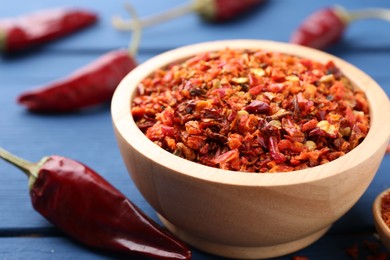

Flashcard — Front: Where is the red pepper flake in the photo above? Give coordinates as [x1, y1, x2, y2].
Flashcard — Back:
[345, 243, 359, 260]
[363, 240, 381, 255]
[367, 252, 389, 260]
[345, 240, 389, 260]
[292, 256, 310, 260]
[132, 48, 370, 173]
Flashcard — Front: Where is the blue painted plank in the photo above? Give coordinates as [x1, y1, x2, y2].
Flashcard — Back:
[0, 232, 387, 259]
[0, 52, 154, 84]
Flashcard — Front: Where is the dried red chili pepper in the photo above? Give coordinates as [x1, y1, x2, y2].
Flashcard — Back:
[17, 49, 137, 113]
[17, 4, 140, 113]
[113, 0, 265, 31]
[0, 147, 191, 259]
[290, 6, 390, 49]
[0, 8, 97, 53]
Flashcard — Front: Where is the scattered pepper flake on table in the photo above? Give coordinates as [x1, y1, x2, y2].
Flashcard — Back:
[0, 8, 97, 53]
[291, 256, 310, 260]
[131, 48, 370, 173]
[345, 243, 359, 260]
[0, 147, 191, 259]
[345, 240, 389, 260]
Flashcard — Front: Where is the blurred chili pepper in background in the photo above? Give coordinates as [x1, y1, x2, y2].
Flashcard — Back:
[0, 147, 191, 259]
[113, 0, 265, 31]
[17, 4, 140, 113]
[17, 49, 137, 113]
[0, 8, 97, 53]
[290, 6, 390, 50]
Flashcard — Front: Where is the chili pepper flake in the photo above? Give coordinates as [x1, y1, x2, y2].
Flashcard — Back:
[345, 240, 389, 260]
[131, 48, 370, 173]
[292, 256, 310, 260]
[345, 243, 359, 260]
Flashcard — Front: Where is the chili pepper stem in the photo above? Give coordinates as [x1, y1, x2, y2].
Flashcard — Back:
[0, 147, 47, 188]
[348, 8, 390, 22]
[336, 5, 390, 23]
[122, 2, 142, 57]
[0, 29, 6, 51]
[112, 1, 199, 31]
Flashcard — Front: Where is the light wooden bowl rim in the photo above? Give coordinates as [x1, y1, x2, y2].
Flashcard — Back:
[112, 39, 390, 186]
[373, 188, 390, 243]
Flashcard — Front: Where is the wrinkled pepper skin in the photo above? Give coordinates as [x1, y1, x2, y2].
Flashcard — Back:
[17, 49, 136, 113]
[290, 7, 347, 50]
[0, 8, 97, 53]
[31, 155, 191, 259]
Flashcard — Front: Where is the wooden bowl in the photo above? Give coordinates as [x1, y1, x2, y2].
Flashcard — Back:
[373, 188, 390, 251]
[111, 40, 390, 259]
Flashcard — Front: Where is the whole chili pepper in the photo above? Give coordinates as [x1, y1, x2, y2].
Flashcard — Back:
[17, 4, 140, 113]
[0, 8, 97, 53]
[17, 49, 137, 113]
[113, 0, 265, 31]
[290, 6, 390, 49]
[0, 147, 191, 259]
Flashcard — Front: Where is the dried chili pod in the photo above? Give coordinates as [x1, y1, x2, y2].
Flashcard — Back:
[0, 147, 191, 259]
[0, 8, 97, 53]
[17, 49, 137, 113]
[113, 0, 265, 31]
[17, 4, 140, 113]
[290, 6, 390, 49]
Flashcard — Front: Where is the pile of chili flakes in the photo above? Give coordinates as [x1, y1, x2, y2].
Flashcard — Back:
[131, 48, 370, 173]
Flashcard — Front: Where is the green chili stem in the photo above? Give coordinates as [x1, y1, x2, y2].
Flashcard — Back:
[0, 29, 6, 52]
[0, 147, 34, 176]
[112, 2, 195, 31]
[122, 2, 142, 57]
[0, 147, 49, 189]
[347, 8, 390, 23]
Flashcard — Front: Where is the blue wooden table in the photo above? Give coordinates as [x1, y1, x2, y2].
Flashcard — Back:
[0, 0, 389, 259]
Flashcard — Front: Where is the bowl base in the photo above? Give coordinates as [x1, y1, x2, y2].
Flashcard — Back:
[158, 214, 330, 259]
